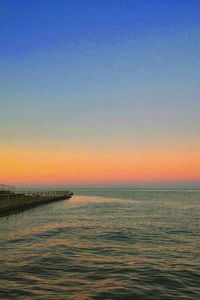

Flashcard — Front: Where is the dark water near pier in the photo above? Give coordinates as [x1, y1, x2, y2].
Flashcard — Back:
[0, 189, 199, 299]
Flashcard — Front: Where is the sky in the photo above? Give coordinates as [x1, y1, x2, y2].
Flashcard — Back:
[0, 0, 200, 188]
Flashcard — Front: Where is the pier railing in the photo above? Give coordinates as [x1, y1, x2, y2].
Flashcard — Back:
[0, 184, 16, 193]
[23, 191, 73, 198]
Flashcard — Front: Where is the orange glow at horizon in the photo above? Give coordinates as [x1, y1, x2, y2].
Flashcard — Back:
[1, 146, 200, 186]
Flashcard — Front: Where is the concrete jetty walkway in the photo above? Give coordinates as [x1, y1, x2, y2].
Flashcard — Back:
[0, 185, 73, 217]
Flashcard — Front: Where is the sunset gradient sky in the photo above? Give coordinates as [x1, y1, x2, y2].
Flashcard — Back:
[0, 0, 200, 187]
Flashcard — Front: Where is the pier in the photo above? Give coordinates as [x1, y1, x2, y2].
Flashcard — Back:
[0, 184, 73, 217]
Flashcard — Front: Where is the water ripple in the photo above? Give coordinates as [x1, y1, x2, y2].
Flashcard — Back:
[0, 190, 200, 299]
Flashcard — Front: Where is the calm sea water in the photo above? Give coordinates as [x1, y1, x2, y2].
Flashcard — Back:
[0, 189, 199, 299]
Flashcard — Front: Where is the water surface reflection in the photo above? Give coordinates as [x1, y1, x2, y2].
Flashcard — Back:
[0, 191, 199, 299]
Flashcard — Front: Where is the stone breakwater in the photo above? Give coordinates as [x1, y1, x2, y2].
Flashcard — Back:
[0, 191, 73, 217]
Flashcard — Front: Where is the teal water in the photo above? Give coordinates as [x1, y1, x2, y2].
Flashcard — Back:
[0, 189, 199, 299]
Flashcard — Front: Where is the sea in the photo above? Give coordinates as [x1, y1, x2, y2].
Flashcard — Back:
[0, 189, 199, 299]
